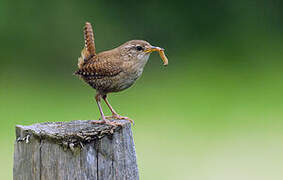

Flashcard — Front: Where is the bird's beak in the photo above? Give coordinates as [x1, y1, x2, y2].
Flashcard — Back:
[144, 46, 168, 66]
[144, 46, 164, 53]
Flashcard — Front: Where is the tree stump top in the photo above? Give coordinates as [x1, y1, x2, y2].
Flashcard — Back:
[16, 120, 130, 150]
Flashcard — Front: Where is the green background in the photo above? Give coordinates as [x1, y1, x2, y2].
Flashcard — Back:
[1, 0, 283, 179]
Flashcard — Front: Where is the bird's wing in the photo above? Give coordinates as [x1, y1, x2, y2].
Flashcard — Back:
[75, 59, 124, 79]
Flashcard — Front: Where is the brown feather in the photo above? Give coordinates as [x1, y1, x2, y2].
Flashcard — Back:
[77, 22, 96, 69]
[84, 22, 95, 56]
[76, 49, 124, 79]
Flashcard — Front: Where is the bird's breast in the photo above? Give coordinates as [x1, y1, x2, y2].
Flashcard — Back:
[125, 55, 149, 80]
[111, 56, 149, 92]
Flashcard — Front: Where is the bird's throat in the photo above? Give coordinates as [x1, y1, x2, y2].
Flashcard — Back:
[136, 53, 150, 69]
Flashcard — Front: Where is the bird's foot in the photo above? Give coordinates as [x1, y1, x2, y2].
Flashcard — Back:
[105, 114, 134, 125]
[91, 118, 122, 126]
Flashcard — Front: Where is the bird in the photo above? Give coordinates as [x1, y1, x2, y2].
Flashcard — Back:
[74, 22, 168, 126]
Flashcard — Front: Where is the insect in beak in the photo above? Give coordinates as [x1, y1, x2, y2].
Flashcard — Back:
[144, 46, 168, 66]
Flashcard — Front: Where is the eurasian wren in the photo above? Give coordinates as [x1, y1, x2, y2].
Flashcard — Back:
[74, 22, 168, 125]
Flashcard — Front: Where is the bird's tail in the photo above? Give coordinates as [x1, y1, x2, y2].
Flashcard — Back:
[77, 48, 89, 69]
[77, 22, 96, 69]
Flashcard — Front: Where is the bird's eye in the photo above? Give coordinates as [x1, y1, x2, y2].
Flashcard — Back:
[136, 46, 143, 51]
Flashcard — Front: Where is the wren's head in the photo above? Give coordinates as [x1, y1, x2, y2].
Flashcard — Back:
[118, 40, 166, 66]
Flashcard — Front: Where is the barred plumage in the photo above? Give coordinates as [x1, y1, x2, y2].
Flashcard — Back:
[84, 22, 95, 56]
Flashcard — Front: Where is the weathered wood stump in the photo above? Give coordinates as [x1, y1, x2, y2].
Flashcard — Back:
[13, 120, 139, 180]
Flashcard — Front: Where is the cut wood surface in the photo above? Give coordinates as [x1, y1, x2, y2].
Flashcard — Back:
[13, 120, 139, 180]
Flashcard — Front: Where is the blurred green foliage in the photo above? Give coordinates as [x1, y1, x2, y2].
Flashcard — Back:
[1, 0, 283, 179]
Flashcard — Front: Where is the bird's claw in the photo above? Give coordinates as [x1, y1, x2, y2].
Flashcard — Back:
[105, 114, 134, 125]
[91, 119, 122, 126]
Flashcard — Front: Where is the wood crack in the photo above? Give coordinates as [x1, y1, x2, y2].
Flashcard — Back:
[39, 138, 42, 180]
[96, 141, 99, 180]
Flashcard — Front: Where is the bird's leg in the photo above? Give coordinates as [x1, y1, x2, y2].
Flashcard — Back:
[91, 94, 118, 126]
[102, 95, 134, 124]
[102, 95, 118, 115]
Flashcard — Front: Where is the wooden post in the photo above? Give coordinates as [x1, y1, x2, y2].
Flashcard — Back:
[13, 120, 139, 180]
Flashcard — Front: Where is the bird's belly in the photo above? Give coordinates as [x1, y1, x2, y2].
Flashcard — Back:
[85, 70, 142, 93]
[111, 71, 142, 92]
